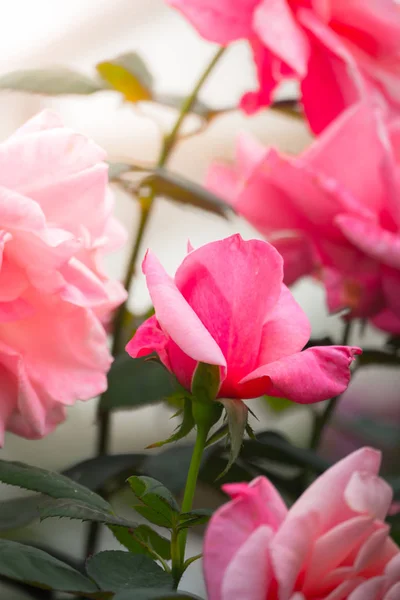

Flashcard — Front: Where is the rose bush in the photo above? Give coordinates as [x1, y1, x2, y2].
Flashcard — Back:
[167, 0, 400, 132]
[127, 234, 359, 404]
[0, 110, 126, 443]
[204, 447, 400, 600]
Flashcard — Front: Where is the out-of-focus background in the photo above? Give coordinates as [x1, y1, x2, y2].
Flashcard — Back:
[0, 1, 398, 597]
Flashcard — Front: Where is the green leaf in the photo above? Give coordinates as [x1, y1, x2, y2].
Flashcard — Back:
[147, 398, 194, 449]
[192, 363, 221, 403]
[0, 459, 110, 510]
[178, 508, 213, 530]
[128, 476, 180, 513]
[109, 525, 151, 556]
[128, 476, 179, 528]
[38, 498, 135, 528]
[219, 399, 249, 477]
[114, 591, 202, 600]
[264, 395, 295, 413]
[96, 52, 153, 102]
[133, 505, 173, 529]
[0, 453, 144, 533]
[0, 539, 97, 593]
[0, 495, 46, 532]
[86, 552, 172, 592]
[109, 524, 170, 560]
[134, 525, 171, 559]
[140, 168, 232, 218]
[0, 67, 103, 95]
[99, 354, 182, 413]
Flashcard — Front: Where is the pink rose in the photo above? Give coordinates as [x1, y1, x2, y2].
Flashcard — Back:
[0, 110, 127, 444]
[204, 447, 400, 600]
[126, 235, 359, 405]
[208, 103, 400, 332]
[168, 0, 400, 132]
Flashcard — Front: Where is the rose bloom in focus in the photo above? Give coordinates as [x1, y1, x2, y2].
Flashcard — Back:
[168, 0, 400, 133]
[208, 102, 400, 333]
[127, 235, 359, 410]
[204, 447, 400, 600]
[0, 110, 126, 444]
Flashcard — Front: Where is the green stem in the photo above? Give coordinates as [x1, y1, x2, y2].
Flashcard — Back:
[310, 320, 353, 451]
[95, 45, 226, 459]
[170, 529, 181, 589]
[87, 46, 226, 558]
[175, 424, 208, 581]
[158, 46, 226, 167]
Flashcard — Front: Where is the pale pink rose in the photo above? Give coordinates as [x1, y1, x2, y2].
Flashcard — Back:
[0, 110, 127, 444]
[207, 102, 400, 332]
[204, 448, 400, 600]
[167, 0, 400, 132]
[126, 235, 359, 407]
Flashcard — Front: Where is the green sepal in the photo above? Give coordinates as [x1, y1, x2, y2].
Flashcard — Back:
[147, 398, 195, 449]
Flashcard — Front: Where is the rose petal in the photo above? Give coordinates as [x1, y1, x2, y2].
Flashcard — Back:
[241, 346, 361, 404]
[143, 250, 226, 367]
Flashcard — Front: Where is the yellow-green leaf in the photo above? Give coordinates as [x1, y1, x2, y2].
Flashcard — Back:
[96, 52, 153, 102]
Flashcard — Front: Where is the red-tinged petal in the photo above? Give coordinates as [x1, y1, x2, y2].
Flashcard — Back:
[126, 315, 171, 371]
[257, 285, 311, 364]
[167, 0, 258, 44]
[253, 0, 309, 76]
[240, 38, 280, 114]
[241, 346, 361, 404]
[143, 250, 226, 367]
[345, 471, 393, 521]
[336, 215, 400, 269]
[220, 526, 273, 600]
[299, 11, 364, 133]
[174, 235, 283, 392]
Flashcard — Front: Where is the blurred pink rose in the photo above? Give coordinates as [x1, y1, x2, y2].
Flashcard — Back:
[167, 0, 400, 132]
[208, 102, 400, 332]
[204, 448, 400, 600]
[127, 235, 359, 405]
[0, 110, 127, 444]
